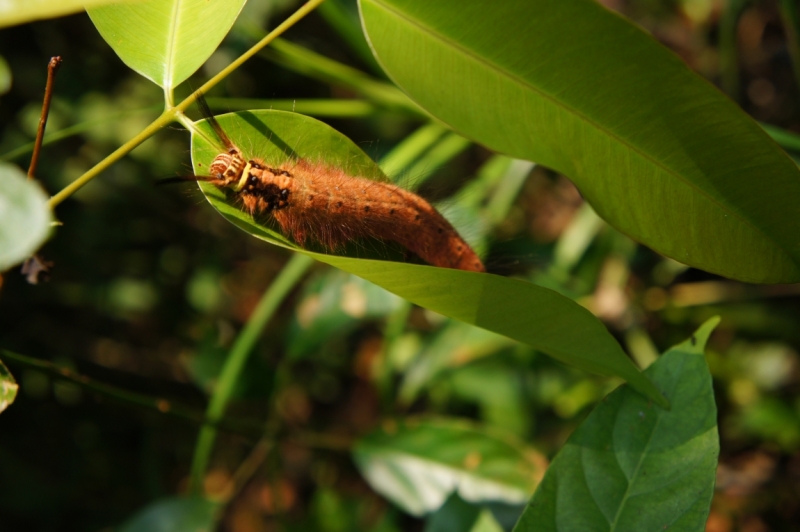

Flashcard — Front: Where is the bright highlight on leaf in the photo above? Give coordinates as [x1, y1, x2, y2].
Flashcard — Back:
[513, 317, 721, 532]
[353, 418, 547, 516]
[359, 0, 800, 283]
[190, 110, 667, 407]
[0, 359, 19, 414]
[0, 164, 52, 271]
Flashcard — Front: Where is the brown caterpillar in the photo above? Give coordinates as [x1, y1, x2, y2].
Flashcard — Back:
[193, 95, 485, 273]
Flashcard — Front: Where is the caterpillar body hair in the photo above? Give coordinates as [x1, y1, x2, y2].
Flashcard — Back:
[194, 95, 484, 273]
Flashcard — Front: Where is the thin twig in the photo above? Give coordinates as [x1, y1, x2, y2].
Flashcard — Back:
[28, 56, 62, 180]
[0, 349, 263, 437]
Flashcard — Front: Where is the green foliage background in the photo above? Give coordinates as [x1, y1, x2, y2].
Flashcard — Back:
[1, 0, 800, 530]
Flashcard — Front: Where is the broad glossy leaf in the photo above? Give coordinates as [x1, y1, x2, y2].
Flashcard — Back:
[353, 417, 547, 516]
[0, 0, 125, 28]
[190, 110, 668, 407]
[359, 0, 800, 283]
[0, 358, 18, 414]
[513, 318, 721, 532]
[0, 164, 52, 271]
[88, 0, 247, 89]
[118, 497, 219, 532]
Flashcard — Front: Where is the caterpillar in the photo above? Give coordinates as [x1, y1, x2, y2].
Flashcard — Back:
[191, 95, 485, 273]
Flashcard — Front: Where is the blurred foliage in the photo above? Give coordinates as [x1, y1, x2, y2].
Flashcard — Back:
[0, 0, 799, 531]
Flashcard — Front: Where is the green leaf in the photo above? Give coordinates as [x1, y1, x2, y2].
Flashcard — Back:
[118, 497, 219, 532]
[0, 164, 52, 271]
[359, 0, 800, 283]
[0, 0, 122, 28]
[399, 320, 514, 406]
[87, 0, 247, 89]
[0, 54, 11, 95]
[353, 417, 547, 516]
[287, 269, 402, 359]
[190, 110, 668, 408]
[425, 494, 504, 532]
[0, 358, 19, 414]
[512, 317, 721, 532]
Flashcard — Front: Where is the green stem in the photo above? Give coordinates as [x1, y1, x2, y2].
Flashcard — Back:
[183, 0, 328, 114]
[778, 0, 800, 92]
[719, 0, 750, 100]
[376, 301, 412, 406]
[205, 97, 379, 118]
[188, 253, 314, 494]
[48, 111, 175, 208]
[46, 0, 327, 209]
[0, 107, 161, 163]
[0, 349, 262, 436]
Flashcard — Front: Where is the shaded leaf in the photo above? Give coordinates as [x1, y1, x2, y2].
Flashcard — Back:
[0, 164, 52, 271]
[353, 417, 547, 516]
[512, 318, 721, 532]
[118, 497, 219, 532]
[359, 0, 800, 283]
[190, 110, 668, 407]
[88, 0, 247, 89]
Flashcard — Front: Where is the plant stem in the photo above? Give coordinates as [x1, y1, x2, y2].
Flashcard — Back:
[188, 253, 314, 495]
[719, 0, 750, 101]
[0, 349, 262, 436]
[28, 56, 62, 181]
[778, 0, 800, 92]
[48, 110, 176, 208]
[177, 0, 329, 115]
[47, 0, 326, 209]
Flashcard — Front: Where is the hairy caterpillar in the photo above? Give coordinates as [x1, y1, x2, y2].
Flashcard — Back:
[191, 95, 485, 273]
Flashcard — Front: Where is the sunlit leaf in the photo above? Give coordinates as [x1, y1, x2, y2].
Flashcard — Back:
[353, 417, 547, 516]
[359, 0, 800, 283]
[189, 110, 668, 407]
[0, 0, 126, 28]
[0, 164, 52, 271]
[0, 358, 19, 414]
[88, 0, 247, 89]
[512, 318, 721, 532]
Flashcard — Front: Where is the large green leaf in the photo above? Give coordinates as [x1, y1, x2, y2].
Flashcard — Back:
[88, 0, 247, 89]
[0, 0, 125, 28]
[189, 110, 668, 407]
[359, 0, 800, 283]
[0, 164, 52, 271]
[353, 417, 547, 516]
[0, 358, 18, 414]
[118, 497, 219, 532]
[513, 318, 721, 532]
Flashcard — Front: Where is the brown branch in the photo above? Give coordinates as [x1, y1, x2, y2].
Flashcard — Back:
[28, 56, 62, 180]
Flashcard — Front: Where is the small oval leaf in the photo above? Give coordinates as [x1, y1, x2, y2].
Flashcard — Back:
[512, 318, 721, 532]
[88, 0, 247, 89]
[0, 164, 52, 271]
